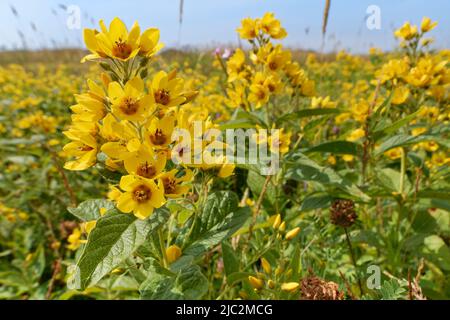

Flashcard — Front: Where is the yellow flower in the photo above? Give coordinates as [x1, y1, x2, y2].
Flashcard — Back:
[418, 105, 439, 122]
[160, 169, 193, 198]
[391, 86, 410, 105]
[248, 84, 270, 108]
[430, 152, 449, 167]
[139, 28, 164, 58]
[144, 114, 176, 149]
[84, 221, 97, 234]
[166, 245, 182, 264]
[301, 79, 316, 97]
[100, 115, 141, 160]
[124, 145, 166, 179]
[335, 112, 351, 125]
[346, 128, 365, 142]
[328, 155, 337, 165]
[269, 129, 292, 154]
[226, 83, 247, 108]
[406, 57, 447, 88]
[412, 127, 427, 136]
[351, 99, 370, 123]
[394, 22, 418, 40]
[237, 18, 259, 40]
[109, 77, 153, 121]
[218, 163, 236, 178]
[384, 147, 403, 160]
[108, 186, 122, 201]
[71, 79, 107, 122]
[67, 228, 86, 251]
[342, 154, 354, 162]
[252, 72, 282, 95]
[82, 24, 108, 62]
[421, 17, 437, 33]
[150, 71, 186, 109]
[377, 58, 410, 84]
[92, 18, 141, 61]
[311, 96, 336, 108]
[423, 141, 439, 152]
[227, 49, 247, 82]
[259, 13, 287, 39]
[265, 45, 291, 72]
[63, 134, 98, 171]
[116, 175, 166, 219]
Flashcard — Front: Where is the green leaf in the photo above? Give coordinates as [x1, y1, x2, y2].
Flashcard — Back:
[276, 108, 340, 124]
[286, 153, 370, 201]
[374, 134, 438, 156]
[67, 199, 115, 221]
[184, 191, 251, 256]
[376, 168, 411, 194]
[379, 279, 407, 300]
[300, 194, 332, 211]
[416, 190, 450, 200]
[372, 109, 421, 141]
[226, 272, 254, 285]
[423, 235, 450, 271]
[306, 141, 362, 156]
[139, 262, 208, 300]
[222, 241, 240, 277]
[69, 208, 169, 290]
[220, 119, 258, 130]
[246, 170, 276, 208]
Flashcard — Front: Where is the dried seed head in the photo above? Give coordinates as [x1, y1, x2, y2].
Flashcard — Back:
[300, 276, 344, 300]
[330, 199, 357, 228]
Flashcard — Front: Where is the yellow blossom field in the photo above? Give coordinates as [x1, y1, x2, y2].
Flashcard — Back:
[0, 3, 449, 302]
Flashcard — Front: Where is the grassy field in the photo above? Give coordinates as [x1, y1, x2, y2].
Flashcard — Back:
[0, 14, 449, 300]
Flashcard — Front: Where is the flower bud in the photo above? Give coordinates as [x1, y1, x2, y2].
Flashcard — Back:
[272, 214, 281, 229]
[166, 245, 182, 264]
[261, 258, 272, 274]
[281, 282, 300, 292]
[248, 276, 264, 290]
[285, 227, 300, 240]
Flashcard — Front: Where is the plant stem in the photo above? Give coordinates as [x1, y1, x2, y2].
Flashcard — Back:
[248, 175, 271, 240]
[158, 229, 168, 268]
[344, 228, 363, 296]
[399, 148, 407, 196]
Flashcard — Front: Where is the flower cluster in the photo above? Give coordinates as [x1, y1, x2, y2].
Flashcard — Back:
[63, 18, 235, 219]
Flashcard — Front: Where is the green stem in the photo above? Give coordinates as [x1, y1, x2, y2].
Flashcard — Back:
[344, 228, 363, 296]
[399, 148, 407, 196]
[158, 229, 168, 268]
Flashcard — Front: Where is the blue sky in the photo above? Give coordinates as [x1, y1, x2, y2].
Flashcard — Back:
[0, 0, 449, 53]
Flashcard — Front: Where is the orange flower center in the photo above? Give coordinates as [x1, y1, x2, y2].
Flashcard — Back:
[150, 129, 167, 146]
[137, 162, 157, 179]
[257, 89, 267, 100]
[112, 40, 132, 60]
[132, 185, 152, 203]
[268, 61, 278, 71]
[120, 97, 139, 115]
[154, 89, 171, 105]
[78, 144, 94, 152]
[163, 177, 177, 194]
